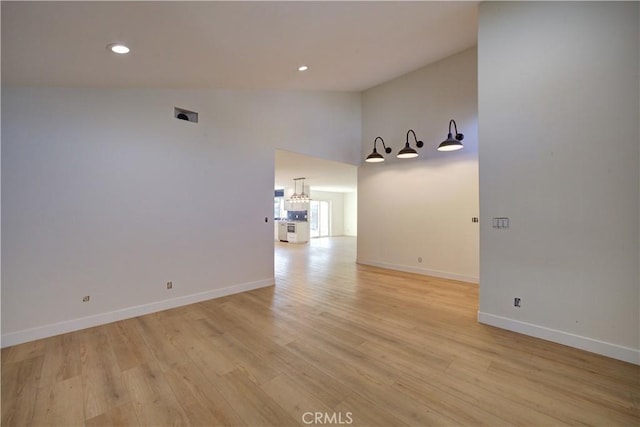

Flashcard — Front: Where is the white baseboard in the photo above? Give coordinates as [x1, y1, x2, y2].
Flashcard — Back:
[478, 311, 640, 365]
[356, 258, 478, 284]
[1, 278, 274, 348]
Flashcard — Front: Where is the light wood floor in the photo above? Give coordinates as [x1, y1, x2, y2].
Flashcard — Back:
[2, 236, 639, 426]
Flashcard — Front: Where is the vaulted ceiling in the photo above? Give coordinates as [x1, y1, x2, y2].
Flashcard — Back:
[2, 1, 478, 192]
[2, 1, 478, 91]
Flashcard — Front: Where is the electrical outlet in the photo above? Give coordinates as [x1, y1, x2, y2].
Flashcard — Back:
[418, 257, 423, 263]
[472, 217, 479, 223]
[167, 281, 173, 290]
[514, 297, 521, 307]
[82, 295, 90, 302]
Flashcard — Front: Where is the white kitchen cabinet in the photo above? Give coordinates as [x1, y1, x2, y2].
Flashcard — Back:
[277, 222, 288, 242]
[294, 222, 310, 243]
[284, 201, 310, 211]
[277, 221, 309, 244]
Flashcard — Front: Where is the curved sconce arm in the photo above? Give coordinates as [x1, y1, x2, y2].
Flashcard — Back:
[374, 136, 392, 154]
[406, 129, 424, 148]
[448, 120, 464, 141]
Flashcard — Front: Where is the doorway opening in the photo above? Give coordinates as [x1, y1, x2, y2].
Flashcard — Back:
[274, 149, 358, 279]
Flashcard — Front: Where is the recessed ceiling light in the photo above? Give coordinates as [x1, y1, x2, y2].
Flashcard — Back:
[107, 43, 130, 54]
[298, 65, 309, 72]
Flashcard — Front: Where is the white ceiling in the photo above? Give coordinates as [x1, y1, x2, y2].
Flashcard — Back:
[1, 1, 478, 92]
[2, 1, 478, 193]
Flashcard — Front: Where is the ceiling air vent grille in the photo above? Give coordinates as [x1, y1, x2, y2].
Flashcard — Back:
[174, 107, 198, 123]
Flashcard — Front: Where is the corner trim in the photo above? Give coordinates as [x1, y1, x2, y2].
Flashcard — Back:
[356, 258, 478, 284]
[478, 311, 640, 365]
[1, 278, 274, 348]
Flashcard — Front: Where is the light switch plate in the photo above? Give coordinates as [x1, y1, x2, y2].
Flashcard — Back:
[492, 217, 510, 229]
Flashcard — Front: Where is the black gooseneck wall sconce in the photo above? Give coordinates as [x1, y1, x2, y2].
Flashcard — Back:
[365, 122, 463, 163]
[397, 129, 423, 159]
[365, 136, 392, 163]
[437, 119, 464, 152]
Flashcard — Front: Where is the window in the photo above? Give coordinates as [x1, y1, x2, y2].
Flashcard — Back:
[274, 195, 286, 220]
[310, 200, 330, 238]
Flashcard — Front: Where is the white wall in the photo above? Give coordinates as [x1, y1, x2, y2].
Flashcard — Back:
[344, 191, 357, 236]
[478, 2, 639, 364]
[1, 87, 361, 345]
[358, 48, 479, 283]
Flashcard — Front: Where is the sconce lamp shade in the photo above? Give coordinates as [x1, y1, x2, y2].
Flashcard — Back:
[365, 136, 392, 163]
[437, 135, 464, 151]
[396, 144, 419, 159]
[397, 129, 423, 159]
[366, 149, 385, 163]
[437, 120, 464, 151]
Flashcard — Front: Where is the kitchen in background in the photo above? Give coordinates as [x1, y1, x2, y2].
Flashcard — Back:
[274, 149, 357, 240]
[274, 179, 311, 243]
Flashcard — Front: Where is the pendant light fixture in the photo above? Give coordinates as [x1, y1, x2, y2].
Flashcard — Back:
[299, 178, 310, 203]
[397, 129, 424, 159]
[437, 119, 464, 152]
[365, 136, 392, 163]
[288, 178, 311, 203]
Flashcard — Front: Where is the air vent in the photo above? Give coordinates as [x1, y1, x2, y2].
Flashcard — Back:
[174, 107, 198, 123]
